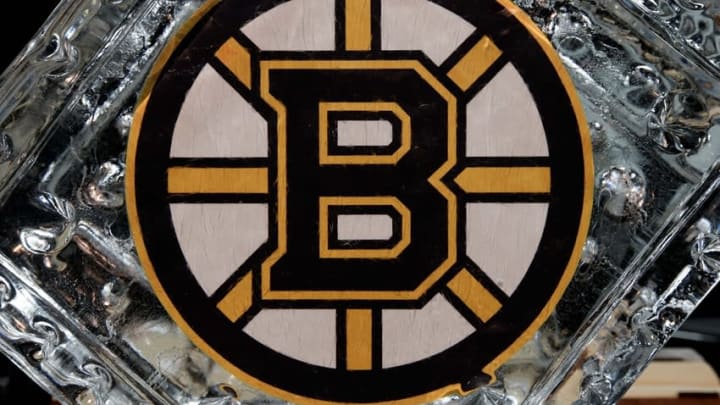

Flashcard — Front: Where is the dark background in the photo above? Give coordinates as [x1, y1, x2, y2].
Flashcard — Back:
[0, 0, 718, 403]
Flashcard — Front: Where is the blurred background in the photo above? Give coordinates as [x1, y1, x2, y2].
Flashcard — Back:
[0, 1, 718, 404]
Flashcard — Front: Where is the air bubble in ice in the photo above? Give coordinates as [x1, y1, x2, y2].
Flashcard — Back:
[623, 65, 663, 110]
[598, 167, 646, 219]
[76, 389, 97, 405]
[113, 108, 133, 137]
[20, 227, 69, 255]
[559, 35, 591, 58]
[581, 238, 599, 265]
[82, 161, 125, 209]
[101, 281, 128, 310]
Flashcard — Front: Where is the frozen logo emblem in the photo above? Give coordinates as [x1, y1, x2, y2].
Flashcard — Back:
[127, 0, 593, 403]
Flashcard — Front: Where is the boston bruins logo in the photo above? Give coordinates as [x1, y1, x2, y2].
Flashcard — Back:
[127, 0, 593, 402]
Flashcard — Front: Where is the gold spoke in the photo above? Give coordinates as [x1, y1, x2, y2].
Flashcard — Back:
[217, 272, 253, 322]
[215, 38, 253, 89]
[447, 36, 502, 91]
[345, 0, 372, 51]
[167, 167, 269, 194]
[447, 269, 502, 322]
[454, 166, 550, 194]
[346, 309, 373, 370]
